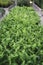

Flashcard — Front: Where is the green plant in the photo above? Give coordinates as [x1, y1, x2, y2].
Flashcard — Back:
[17, 0, 30, 6]
[0, 7, 43, 65]
[0, 0, 13, 7]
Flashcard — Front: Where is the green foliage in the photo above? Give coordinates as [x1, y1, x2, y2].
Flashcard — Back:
[0, 0, 13, 7]
[17, 0, 30, 6]
[0, 7, 43, 65]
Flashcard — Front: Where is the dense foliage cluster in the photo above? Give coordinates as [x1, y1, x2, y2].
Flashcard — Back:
[0, 0, 13, 7]
[0, 7, 43, 65]
[17, 0, 30, 6]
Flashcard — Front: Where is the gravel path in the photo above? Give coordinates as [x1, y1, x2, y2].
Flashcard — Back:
[33, 3, 43, 25]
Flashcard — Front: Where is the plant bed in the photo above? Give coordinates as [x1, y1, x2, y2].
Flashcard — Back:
[0, 8, 5, 18]
[0, 0, 15, 8]
[0, 7, 43, 65]
[17, 0, 30, 6]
